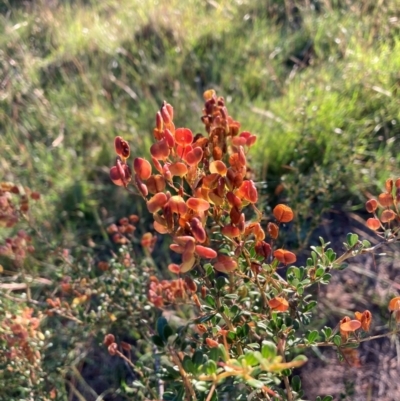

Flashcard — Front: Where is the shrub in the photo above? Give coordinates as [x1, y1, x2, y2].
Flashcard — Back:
[105, 90, 400, 401]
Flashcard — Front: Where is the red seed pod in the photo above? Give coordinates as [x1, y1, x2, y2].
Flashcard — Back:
[226, 191, 242, 208]
[184, 238, 196, 254]
[216, 176, 225, 198]
[133, 158, 152, 181]
[163, 128, 175, 147]
[104, 334, 116, 346]
[238, 213, 245, 233]
[268, 297, 289, 312]
[186, 197, 210, 213]
[147, 193, 168, 213]
[114, 136, 130, 159]
[395, 178, 400, 188]
[185, 147, 203, 166]
[161, 104, 171, 124]
[156, 111, 163, 131]
[273, 204, 294, 223]
[108, 343, 118, 356]
[253, 223, 265, 241]
[365, 199, 378, 213]
[230, 206, 241, 225]
[232, 136, 247, 147]
[206, 338, 219, 348]
[378, 193, 393, 207]
[366, 217, 381, 231]
[202, 173, 220, 189]
[169, 162, 188, 177]
[246, 135, 257, 147]
[147, 174, 166, 194]
[201, 285, 207, 298]
[208, 191, 224, 206]
[380, 209, 396, 223]
[397, 187, 400, 203]
[209, 160, 227, 176]
[133, 174, 148, 196]
[267, 222, 279, 239]
[190, 217, 206, 243]
[180, 250, 196, 273]
[168, 263, 180, 274]
[221, 224, 240, 238]
[184, 276, 197, 292]
[251, 261, 262, 274]
[110, 165, 125, 186]
[154, 220, 169, 234]
[214, 254, 237, 273]
[212, 146, 223, 160]
[165, 103, 174, 122]
[195, 245, 217, 259]
[162, 163, 172, 182]
[273, 249, 296, 265]
[30, 192, 40, 200]
[174, 236, 196, 247]
[150, 138, 170, 160]
[175, 128, 193, 146]
[255, 241, 271, 259]
[170, 243, 185, 254]
[168, 195, 188, 215]
[385, 179, 394, 193]
[176, 144, 193, 160]
[238, 146, 246, 167]
[152, 157, 163, 174]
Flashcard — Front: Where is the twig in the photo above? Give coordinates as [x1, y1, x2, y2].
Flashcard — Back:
[205, 383, 216, 401]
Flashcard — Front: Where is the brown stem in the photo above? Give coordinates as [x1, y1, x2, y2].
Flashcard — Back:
[215, 295, 243, 356]
[205, 383, 216, 401]
[169, 347, 197, 401]
[297, 329, 400, 349]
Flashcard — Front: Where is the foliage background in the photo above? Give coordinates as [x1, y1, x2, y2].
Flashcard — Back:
[1, 0, 400, 400]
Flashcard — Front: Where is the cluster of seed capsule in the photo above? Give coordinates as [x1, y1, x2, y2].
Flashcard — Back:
[365, 178, 400, 232]
[110, 90, 296, 275]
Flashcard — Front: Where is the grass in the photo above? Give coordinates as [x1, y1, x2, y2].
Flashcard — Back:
[1, 0, 400, 398]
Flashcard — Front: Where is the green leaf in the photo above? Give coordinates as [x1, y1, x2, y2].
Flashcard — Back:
[194, 382, 208, 392]
[315, 266, 325, 278]
[246, 379, 264, 388]
[163, 324, 174, 341]
[204, 295, 216, 308]
[346, 233, 358, 247]
[320, 273, 332, 284]
[291, 375, 301, 392]
[195, 313, 216, 324]
[306, 330, 319, 343]
[244, 351, 259, 366]
[157, 317, 168, 340]
[333, 335, 342, 347]
[216, 276, 228, 290]
[182, 355, 195, 374]
[325, 248, 336, 263]
[322, 396, 333, 401]
[204, 263, 213, 276]
[304, 300, 317, 312]
[208, 347, 220, 362]
[322, 327, 332, 340]
[192, 350, 204, 367]
[362, 239, 371, 248]
[261, 341, 277, 359]
[151, 334, 164, 347]
[204, 359, 217, 375]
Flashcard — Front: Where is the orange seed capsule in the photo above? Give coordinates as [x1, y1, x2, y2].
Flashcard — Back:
[273, 204, 294, 223]
[365, 199, 378, 213]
